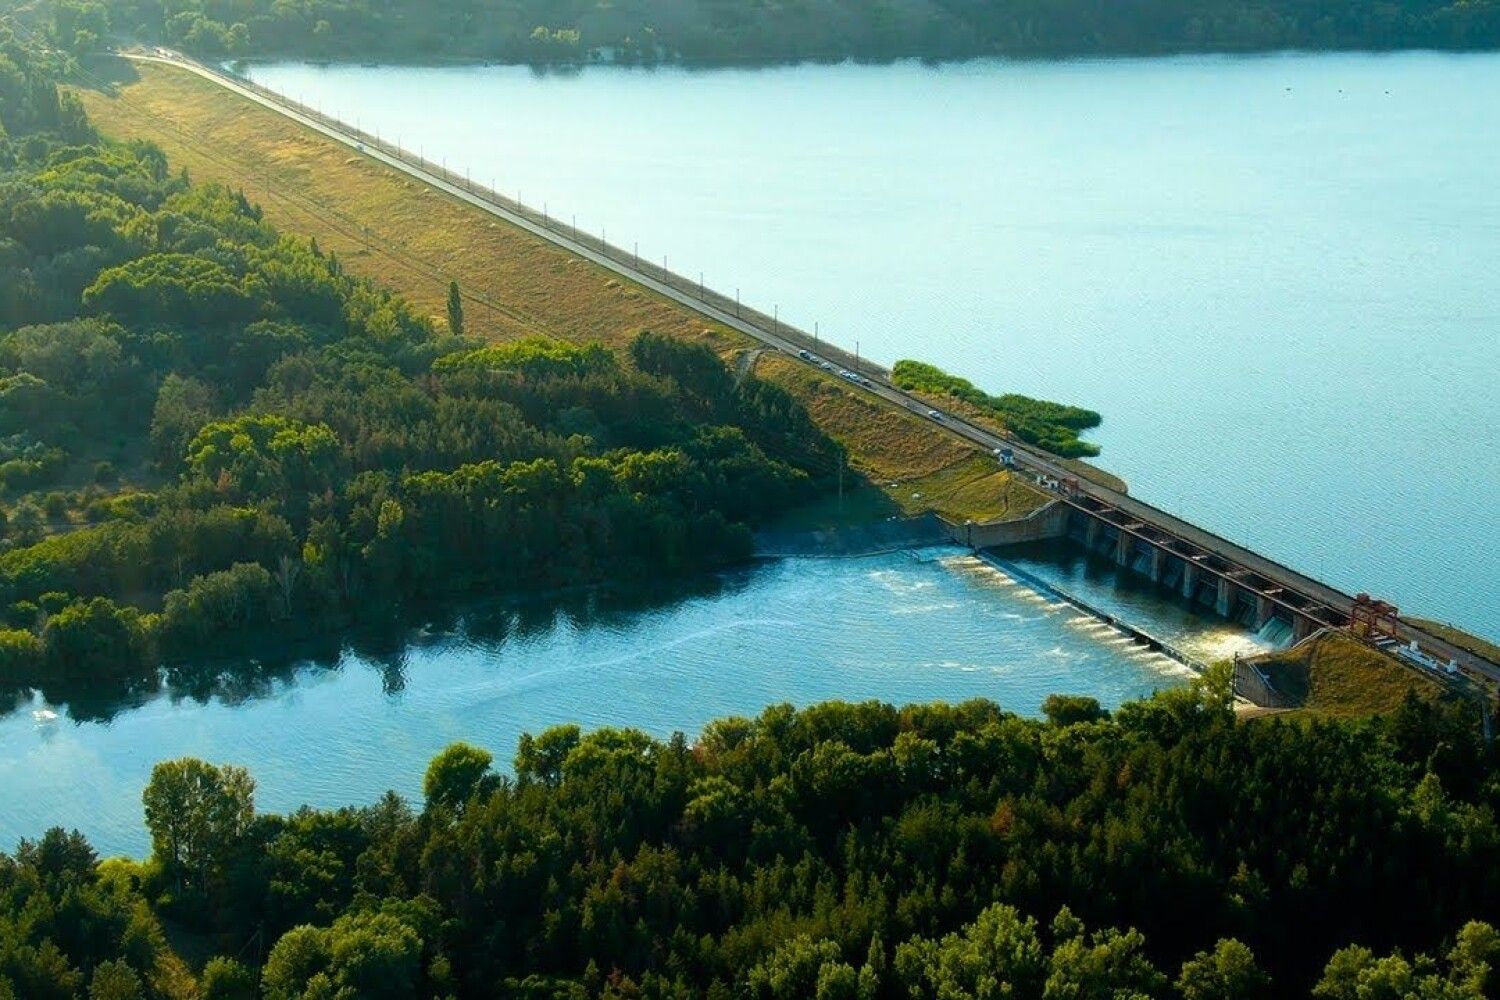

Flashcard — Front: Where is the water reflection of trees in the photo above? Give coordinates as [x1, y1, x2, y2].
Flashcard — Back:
[2, 569, 751, 724]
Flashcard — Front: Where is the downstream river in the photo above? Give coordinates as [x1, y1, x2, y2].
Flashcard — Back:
[244, 52, 1500, 642]
[0, 548, 1269, 856]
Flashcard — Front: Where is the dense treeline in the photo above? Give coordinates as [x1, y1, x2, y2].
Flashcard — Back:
[892, 359, 1102, 458]
[34, 0, 1500, 64]
[4, 679, 1499, 997]
[0, 31, 839, 699]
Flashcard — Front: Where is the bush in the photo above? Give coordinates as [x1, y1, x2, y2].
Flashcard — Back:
[40, 597, 150, 681]
[158, 562, 281, 653]
[42, 492, 68, 521]
[0, 627, 41, 685]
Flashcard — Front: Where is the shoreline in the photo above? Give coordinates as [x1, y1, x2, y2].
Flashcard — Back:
[215, 45, 1500, 75]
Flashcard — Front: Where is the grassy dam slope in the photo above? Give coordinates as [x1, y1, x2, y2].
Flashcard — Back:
[75, 58, 1046, 526]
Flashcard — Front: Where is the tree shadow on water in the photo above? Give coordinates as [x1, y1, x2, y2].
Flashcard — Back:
[7, 567, 768, 726]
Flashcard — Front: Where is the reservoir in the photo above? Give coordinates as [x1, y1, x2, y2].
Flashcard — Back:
[241, 52, 1500, 642]
[0, 547, 1268, 857]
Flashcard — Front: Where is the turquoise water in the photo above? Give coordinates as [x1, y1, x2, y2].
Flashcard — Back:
[244, 52, 1500, 641]
[0, 549, 1269, 856]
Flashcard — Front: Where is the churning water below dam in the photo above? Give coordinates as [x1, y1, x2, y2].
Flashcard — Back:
[0, 544, 1273, 857]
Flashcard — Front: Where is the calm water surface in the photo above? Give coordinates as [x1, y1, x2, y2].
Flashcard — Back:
[244, 52, 1500, 640]
[0, 549, 1269, 856]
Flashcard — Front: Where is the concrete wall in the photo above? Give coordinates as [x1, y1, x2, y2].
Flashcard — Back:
[1234, 656, 1299, 709]
[949, 501, 1071, 549]
[755, 513, 951, 558]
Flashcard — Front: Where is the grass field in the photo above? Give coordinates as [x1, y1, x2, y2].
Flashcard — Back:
[1252, 631, 1446, 718]
[75, 58, 1047, 524]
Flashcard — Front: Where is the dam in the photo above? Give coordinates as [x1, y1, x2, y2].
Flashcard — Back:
[134, 48, 1500, 692]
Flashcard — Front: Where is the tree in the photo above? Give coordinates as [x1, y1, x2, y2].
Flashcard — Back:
[1043, 920, 1167, 999]
[10, 500, 44, 546]
[0, 628, 42, 685]
[895, 903, 1047, 998]
[87, 961, 143, 1000]
[141, 758, 256, 898]
[185, 414, 341, 501]
[446, 280, 464, 337]
[1448, 922, 1500, 998]
[1041, 694, 1107, 727]
[159, 562, 280, 651]
[200, 957, 257, 1000]
[40, 598, 148, 680]
[746, 936, 856, 1000]
[263, 911, 423, 1000]
[1177, 939, 1271, 1000]
[423, 741, 496, 812]
[515, 723, 581, 786]
[149, 374, 216, 470]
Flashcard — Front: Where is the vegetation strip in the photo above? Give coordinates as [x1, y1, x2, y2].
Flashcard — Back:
[892, 359, 1102, 458]
[28, 0, 1500, 65]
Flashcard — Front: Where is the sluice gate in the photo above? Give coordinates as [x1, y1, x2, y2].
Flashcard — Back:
[1058, 502, 1342, 642]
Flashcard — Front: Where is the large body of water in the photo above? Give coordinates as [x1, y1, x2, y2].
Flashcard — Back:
[1, 548, 1271, 856]
[245, 52, 1500, 641]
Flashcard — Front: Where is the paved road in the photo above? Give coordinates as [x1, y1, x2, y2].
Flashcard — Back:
[128, 50, 1499, 684]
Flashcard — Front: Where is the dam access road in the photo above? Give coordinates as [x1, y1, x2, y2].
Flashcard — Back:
[123, 48, 1500, 687]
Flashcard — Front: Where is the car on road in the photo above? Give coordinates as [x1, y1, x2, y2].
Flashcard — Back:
[927, 409, 943, 420]
[798, 350, 812, 360]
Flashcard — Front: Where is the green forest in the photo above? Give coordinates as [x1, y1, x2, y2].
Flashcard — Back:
[4, 675, 1500, 998]
[0, 29, 840, 707]
[31, 0, 1500, 65]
